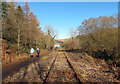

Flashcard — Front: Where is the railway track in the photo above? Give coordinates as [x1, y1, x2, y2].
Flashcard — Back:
[43, 52, 82, 83]
[64, 53, 82, 83]
[43, 53, 58, 84]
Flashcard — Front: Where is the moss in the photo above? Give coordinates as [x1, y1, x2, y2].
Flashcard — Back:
[79, 73, 87, 78]
[41, 56, 48, 60]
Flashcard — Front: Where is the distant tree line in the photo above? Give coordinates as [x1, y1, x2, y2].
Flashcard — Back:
[63, 15, 119, 66]
[1, 2, 55, 53]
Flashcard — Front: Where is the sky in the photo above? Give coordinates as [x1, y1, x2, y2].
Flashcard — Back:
[28, 2, 118, 39]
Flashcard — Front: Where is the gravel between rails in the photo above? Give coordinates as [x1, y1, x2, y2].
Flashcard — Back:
[45, 51, 81, 83]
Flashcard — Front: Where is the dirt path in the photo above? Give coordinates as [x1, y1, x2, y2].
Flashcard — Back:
[2, 51, 52, 79]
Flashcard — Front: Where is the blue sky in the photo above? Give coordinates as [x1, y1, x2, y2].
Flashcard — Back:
[28, 2, 118, 39]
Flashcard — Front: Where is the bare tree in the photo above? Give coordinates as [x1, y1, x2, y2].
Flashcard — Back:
[44, 24, 57, 48]
[69, 28, 77, 39]
[44, 25, 57, 38]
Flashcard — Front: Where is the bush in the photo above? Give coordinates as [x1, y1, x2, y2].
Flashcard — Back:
[78, 28, 119, 66]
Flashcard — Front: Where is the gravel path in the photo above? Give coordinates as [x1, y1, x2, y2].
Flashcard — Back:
[2, 51, 52, 79]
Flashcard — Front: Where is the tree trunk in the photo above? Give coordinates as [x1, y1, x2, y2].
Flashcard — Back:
[17, 24, 20, 56]
[18, 24, 20, 47]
